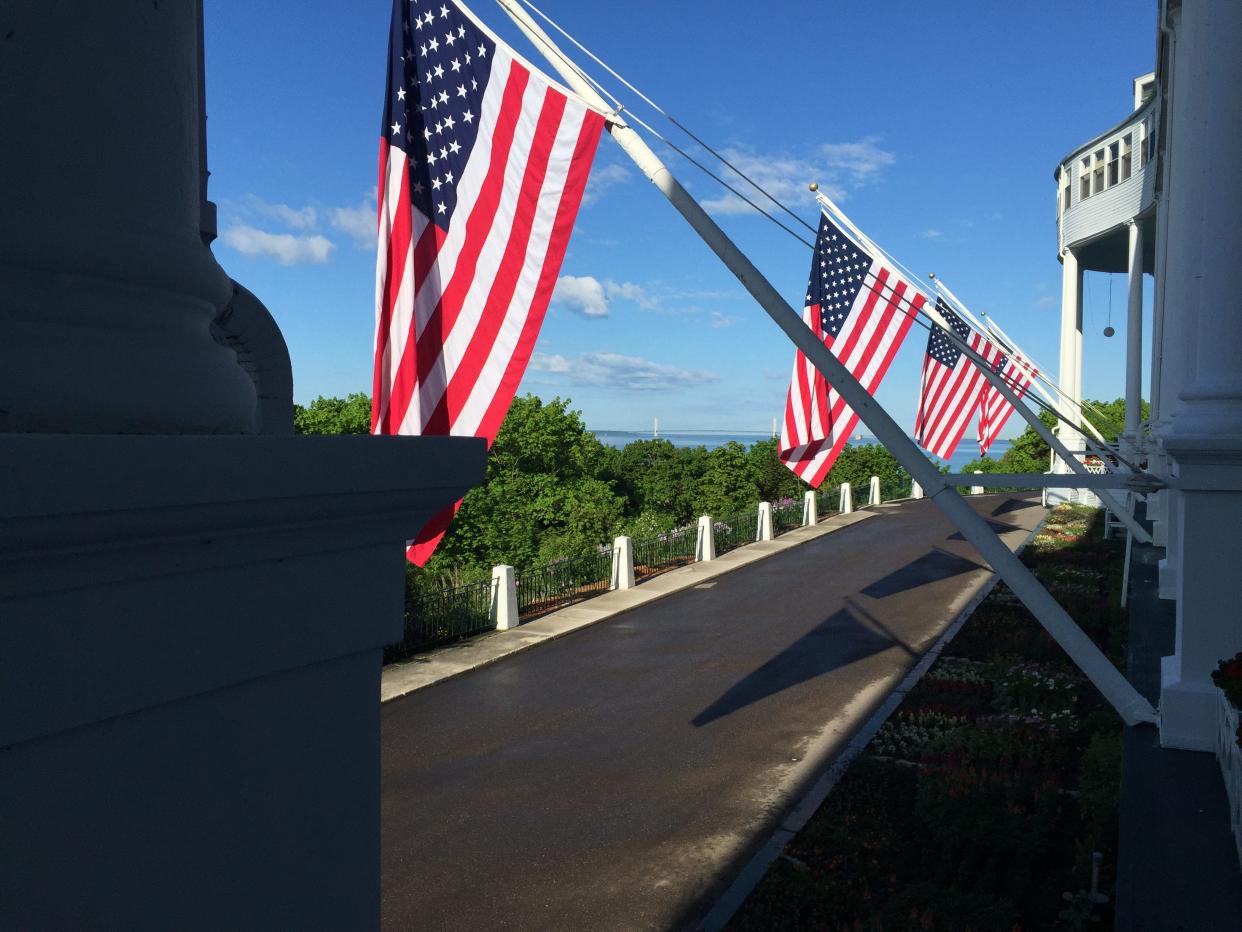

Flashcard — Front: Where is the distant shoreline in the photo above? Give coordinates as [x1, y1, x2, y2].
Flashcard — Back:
[590, 429, 1011, 471]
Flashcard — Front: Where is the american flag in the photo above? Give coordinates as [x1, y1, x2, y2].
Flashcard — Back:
[371, 0, 605, 564]
[779, 213, 923, 487]
[914, 299, 1002, 461]
[978, 349, 1037, 456]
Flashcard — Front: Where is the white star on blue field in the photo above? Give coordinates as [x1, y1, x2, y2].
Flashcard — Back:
[206, 0, 1155, 437]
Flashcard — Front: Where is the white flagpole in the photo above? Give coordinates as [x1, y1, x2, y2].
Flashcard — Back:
[494, 0, 1155, 725]
[813, 192, 1148, 540]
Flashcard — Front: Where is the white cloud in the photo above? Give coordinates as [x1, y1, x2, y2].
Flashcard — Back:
[700, 137, 896, 216]
[552, 275, 610, 317]
[530, 351, 719, 391]
[219, 225, 335, 265]
[329, 187, 379, 248]
[581, 163, 630, 206]
[552, 275, 653, 318]
[710, 311, 737, 328]
[918, 228, 944, 240]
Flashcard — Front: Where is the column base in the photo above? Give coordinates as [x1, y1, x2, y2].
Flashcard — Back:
[1, 434, 485, 930]
[1160, 655, 1220, 751]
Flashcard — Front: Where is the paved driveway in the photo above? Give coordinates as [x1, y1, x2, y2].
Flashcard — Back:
[381, 495, 1044, 931]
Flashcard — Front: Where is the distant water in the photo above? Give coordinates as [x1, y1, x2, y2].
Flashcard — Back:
[592, 429, 1010, 474]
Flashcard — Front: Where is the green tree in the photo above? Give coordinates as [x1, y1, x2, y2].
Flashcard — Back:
[747, 437, 810, 504]
[423, 395, 625, 578]
[697, 441, 761, 516]
[293, 392, 372, 435]
[826, 443, 907, 490]
[1081, 397, 1148, 444]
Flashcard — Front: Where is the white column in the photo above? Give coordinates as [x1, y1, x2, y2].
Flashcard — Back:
[838, 483, 853, 514]
[1157, 0, 1242, 750]
[1057, 247, 1085, 467]
[802, 490, 818, 525]
[610, 537, 634, 590]
[756, 502, 773, 541]
[1124, 220, 1145, 456]
[0, 5, 257, 433]
[911, 481, 924, 500]
[491, 565, 519, 630]
[695, 516, 716, 561]
[971, 471, 985, 496]
[868, 476, 881, 505]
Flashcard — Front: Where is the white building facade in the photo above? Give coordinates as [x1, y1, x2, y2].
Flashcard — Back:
[1053, 0, 1242, 752]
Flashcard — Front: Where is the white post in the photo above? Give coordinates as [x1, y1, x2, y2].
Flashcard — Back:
[491, 565, 519, 631]
[971, 471, 985, 495]
[497, 0, 1156, 727]
[610, 536, 634, 590]
[839, 482, 853, 514]
[695, 516, 715, 562]
[1057, 247, 1085, 470]
[868, 475, 881, 506]
[756, 502, 773, 541]
[802, 490, 818, 525]
[911, 481, 924, 500]
[1124, 220, 1145, 457]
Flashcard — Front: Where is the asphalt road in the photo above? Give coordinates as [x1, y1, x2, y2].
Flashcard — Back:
[381, 495, 1044, 931]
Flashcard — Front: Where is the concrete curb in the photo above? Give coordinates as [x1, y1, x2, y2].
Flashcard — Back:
[381, 510, 877, 703]
[696, 512, 1049, 931]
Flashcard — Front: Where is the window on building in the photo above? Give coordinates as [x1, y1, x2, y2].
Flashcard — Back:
[1140, 119, 1151, 168]
[1107, 141, 1120, 186]
[1092, 148, 1106, 195]
[1121, 133, 1133, 181]
[1081, 156, 1092, 200]
[1062, 176, 1071, 212]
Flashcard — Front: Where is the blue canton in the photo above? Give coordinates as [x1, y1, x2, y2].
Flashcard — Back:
[383, 0, 496, 226]
[806, 213, 875, 340]
[927, 298, 971, 367]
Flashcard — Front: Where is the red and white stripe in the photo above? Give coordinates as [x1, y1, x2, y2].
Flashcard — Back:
[915, 330, 1004, 461]
[372, 43, 604, 564]
[978, 352, 1037, 456]
[780, 262, 923, 487]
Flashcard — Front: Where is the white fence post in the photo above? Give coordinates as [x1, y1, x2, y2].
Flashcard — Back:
[911, 480, 923, 500]
[802, 490, 818, 525]
[756, 502, 773, 541]
[971, 470, 984, 496]
[611, 536, 635, 590]
[695, 515, 716, 561]
[491, 564, 519, 631]
[839, 482, 853, 514]
[869, 475, 881, 506]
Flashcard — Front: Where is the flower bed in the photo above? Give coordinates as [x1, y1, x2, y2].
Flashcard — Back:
[730, 505, 1127, 930]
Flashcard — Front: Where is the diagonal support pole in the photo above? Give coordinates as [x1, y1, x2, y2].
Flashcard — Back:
[496, 0, 1157, 726]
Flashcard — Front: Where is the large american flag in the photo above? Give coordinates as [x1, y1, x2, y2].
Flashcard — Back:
[978, 349, 1037, 456]
[779, 213, 924, 487]
[914, 298, 1003, 461]
[371, 0, 605, 564]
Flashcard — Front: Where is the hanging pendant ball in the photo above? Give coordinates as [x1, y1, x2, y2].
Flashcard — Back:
[808, 181, 819, 192]
[1103, 325, 1116, 338]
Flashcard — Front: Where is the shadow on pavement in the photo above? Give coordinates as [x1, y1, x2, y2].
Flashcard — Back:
[860, 547, 987, 599]
[691, 601, 907, 728]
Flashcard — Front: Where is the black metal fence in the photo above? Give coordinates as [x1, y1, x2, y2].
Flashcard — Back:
[771, 499, 803, 535]
[881, 477, 914, 501]
[386, 577, 494, 662]
[713, 507, 759, 556]
[632, 524, 697, 581]
[816, 484, 841, 519]
[515, 547, 613, 619]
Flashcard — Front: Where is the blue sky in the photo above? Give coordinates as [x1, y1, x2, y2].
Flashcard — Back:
[205, 0, 1157, 436]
